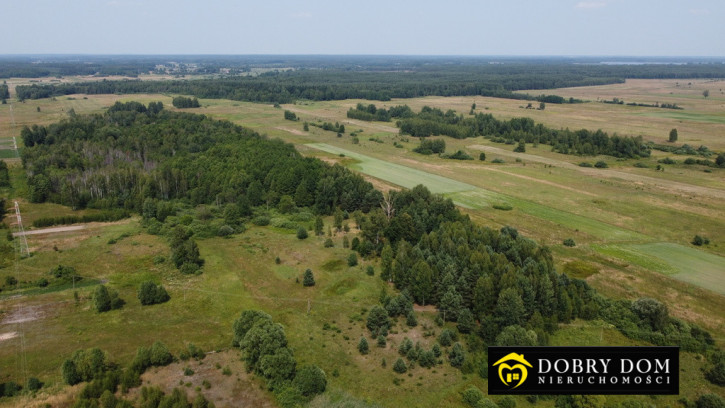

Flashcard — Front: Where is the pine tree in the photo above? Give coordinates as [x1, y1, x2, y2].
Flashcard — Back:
[406, 311, 418, 327]
[358, 337, 369, 355]
[303, 269, 315, 287]
[377, 335, 387, 348]
[669, 128, 678, 143]
[449, 342, 465, 368]
[314, 216, 324, 236]
[393, 358, 407, 374]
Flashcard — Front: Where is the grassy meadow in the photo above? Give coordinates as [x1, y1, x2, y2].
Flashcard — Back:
[0, 78, 724, 406]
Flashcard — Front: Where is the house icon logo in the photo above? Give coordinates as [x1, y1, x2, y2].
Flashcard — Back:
[492, 352, 533, 389]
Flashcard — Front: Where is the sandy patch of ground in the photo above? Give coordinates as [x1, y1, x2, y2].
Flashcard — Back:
[0, 331, 18, 341]
[13, 225, 86, 237]
[275, 126, 306, 136]
[1, 303, 52, 325]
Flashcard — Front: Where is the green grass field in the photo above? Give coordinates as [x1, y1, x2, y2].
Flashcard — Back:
[307, 143, 474, 194]
[593, 243, 725, 295]
[637, 111, 725, 124]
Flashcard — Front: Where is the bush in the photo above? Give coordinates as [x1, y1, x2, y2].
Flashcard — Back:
[2, 382, 21, 397]
[393, 358, 407, 374]
[149, 341, 173, 366]
[579, 162, 593, 167]
[461, 385, 483, 407]
[218, 225, 234, 237]
[366, 265, 374, 276]
[296, 227, 308, 240]
[137, 281, 170, 306]
[180, 262, 201, 275]
[563, 238, 576, 247]
[492, 203, 513, 211]
[594, 161, 609, 168]
[94, 285, 123, 312]
[62, 359, 81, 385]
[479, 152, 486, 161]
[27, 377, 42, 392]
[692, 235, 710, 246]
[347, 253, 358, 267]
[697, 394, 725, 408]
[252, 216, 271, 226]
[293, 365, 327, 397]
[492, 158, 505, 164]
[284, 110, 297, 121]
[442, 150, 474, 160]
[323, 238, 334, 248]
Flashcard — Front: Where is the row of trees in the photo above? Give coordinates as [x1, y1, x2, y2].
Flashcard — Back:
[397, 105, 651, 158]
[15, 62, 725, 103]
[232, 310, 327, 404]
[171, 96, 200, 108]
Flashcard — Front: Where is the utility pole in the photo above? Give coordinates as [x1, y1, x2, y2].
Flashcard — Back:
[14, 201, 30, 256]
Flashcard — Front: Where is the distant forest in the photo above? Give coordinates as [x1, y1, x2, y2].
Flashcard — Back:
[12, 56, 725, 103]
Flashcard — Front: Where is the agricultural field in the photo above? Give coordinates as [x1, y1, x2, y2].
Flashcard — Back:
[1, 77, 724, 407]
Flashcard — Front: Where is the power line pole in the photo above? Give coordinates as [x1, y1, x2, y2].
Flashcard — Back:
[14, 201, 30, 256]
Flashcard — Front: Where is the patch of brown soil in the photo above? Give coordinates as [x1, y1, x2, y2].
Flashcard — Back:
[128, 351, 275, 408]
[0, 302, 58, 325]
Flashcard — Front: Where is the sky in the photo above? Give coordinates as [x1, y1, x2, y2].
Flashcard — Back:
[3, 0, 724, 56]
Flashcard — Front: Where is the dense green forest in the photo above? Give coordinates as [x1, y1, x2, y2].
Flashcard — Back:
[394, 105, 651, 158]
[20, 101, 380, 214]
[15, 69, 621, 103]
[14, 57, 725, 104]
[15, 103, 725, 406]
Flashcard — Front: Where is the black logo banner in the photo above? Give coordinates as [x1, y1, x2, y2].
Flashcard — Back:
[488, 346, 679, 395]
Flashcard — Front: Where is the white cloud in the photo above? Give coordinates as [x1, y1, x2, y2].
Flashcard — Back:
[575, 1, 607, 9]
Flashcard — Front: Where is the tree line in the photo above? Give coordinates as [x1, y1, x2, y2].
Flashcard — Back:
[396, 105, 650, 158]
[13, 65, 627, 103]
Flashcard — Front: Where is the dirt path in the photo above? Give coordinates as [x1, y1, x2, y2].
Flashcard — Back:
[13, 225, 86, 237]
[274, 126, 305, 136]
[468, 144, 725, 199]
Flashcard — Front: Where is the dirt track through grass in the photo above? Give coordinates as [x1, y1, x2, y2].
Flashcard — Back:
[468, 144, 725, 200]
